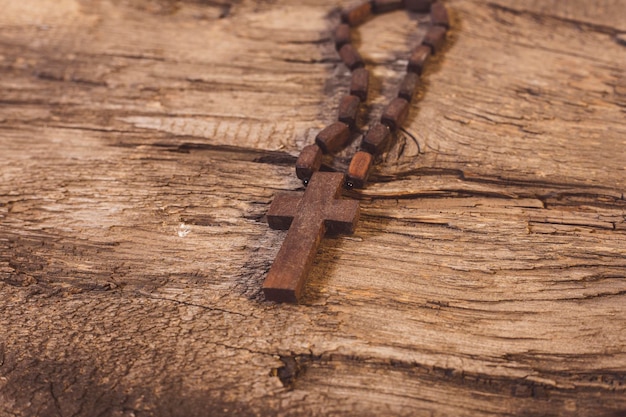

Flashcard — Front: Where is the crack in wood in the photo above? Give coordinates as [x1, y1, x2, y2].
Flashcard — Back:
[271, 351, 626, 398]
[488, 3, 625, 36]
[135, 290, 251, 317]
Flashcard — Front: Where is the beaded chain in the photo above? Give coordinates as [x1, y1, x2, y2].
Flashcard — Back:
[295, 0, 450, 189]
[262, 0, 450, 303]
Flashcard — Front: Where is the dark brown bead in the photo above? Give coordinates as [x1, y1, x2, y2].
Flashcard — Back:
[398, 72, 421, 102]
[371, 0, 403, 14]
[338, 95, 361, 129]
[430, 2, 450, 29]
[295, 144, 323, 183]
[334, 24, 351, 50]
[422, 25, 447, 55]
[360, 123, 391, 155]
[405, 0, 434, 12]
[341, 2, 372, 26]
[347, 151, 373, 189]
[339, 44, 364, 70]
[407, 44, 431, 75]
[381, 97, 410, 131]
[350, 68, 369, 101]
[315, 122, 351, 154]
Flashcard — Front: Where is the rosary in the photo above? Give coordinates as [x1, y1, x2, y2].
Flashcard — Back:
[263, 0, 450, 303]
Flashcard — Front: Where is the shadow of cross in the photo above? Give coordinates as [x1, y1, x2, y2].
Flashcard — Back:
[264, 172, 360, 303]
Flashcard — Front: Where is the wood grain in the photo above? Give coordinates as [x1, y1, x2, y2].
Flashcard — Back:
[1, 0, 625, 416]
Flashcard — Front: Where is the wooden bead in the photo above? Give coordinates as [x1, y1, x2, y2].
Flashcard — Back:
[371, 0, 403, 14]
[350, 68, 369, 101]
[338, 95, 361, 129]
[360, 123, 391, 155]
[398, 72, 421, 102]
[407, 44, 431, 75]
[422, 25, 447, 54]
[347, 151, 373, 189]
[295, 144, 323, 183]
[334, 24, 351, 50]
[341, 2, 372, 26]
[405, 0, 434, 12]
[315, 122, 351, 154]
[430, 2, 450, 29]
[381, 97, 410, 131]
[339, 44, 365, 70]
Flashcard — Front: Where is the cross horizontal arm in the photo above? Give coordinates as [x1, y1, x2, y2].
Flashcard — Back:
[324, 199, 359, 234]
[267, 193, 301, 230]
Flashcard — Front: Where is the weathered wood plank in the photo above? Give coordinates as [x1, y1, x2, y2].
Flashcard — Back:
[1, 0, 625, 416]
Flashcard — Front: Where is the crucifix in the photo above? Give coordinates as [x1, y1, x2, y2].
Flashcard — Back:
[263, 172, 360, 303]
[263, 1, 451, 303]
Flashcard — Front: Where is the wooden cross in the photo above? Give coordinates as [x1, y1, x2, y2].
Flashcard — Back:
[263, 172, 360, 303]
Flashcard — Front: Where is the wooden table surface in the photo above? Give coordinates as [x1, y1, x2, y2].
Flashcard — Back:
[1, 0, 625, 416]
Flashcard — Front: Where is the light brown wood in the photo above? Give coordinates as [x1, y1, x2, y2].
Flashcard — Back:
[1, 0, 625, 416]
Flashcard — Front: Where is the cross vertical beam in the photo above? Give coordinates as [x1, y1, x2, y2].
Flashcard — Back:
[263, 172, 360, 303]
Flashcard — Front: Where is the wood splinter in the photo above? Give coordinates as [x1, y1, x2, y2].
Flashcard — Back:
[264, 172, 360, 303]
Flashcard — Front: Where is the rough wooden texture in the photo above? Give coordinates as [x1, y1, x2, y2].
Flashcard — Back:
[1, 1, 625, 416]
